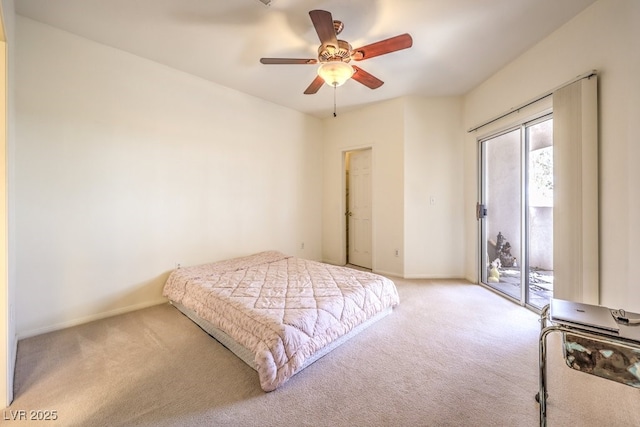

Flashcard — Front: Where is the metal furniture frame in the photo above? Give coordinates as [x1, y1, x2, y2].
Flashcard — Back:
[536, 303, 640, 426]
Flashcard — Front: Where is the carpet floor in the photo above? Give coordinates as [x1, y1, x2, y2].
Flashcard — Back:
[7, 278, 640, 426]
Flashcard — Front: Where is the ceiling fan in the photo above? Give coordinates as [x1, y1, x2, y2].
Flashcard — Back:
[260, 10, 413, 95]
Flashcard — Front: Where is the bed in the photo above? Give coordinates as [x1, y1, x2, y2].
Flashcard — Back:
[162, 250, 400, 391]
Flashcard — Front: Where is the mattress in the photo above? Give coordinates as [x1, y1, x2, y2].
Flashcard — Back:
[163, 250, 399, 391]
[171, 300, 393, 372]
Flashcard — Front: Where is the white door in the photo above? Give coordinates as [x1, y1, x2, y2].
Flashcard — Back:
[347, 149, 372, 269]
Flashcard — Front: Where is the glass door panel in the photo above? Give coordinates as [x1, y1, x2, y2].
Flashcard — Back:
[481, 128, 522, 301]
[526, 118, 554, 309]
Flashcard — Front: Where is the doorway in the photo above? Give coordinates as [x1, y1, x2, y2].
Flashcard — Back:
[345, 149, 372, 269]
[479, 116, 554, 310]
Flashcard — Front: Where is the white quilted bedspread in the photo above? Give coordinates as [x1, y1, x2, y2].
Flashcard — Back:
[162, 251, 399, 391]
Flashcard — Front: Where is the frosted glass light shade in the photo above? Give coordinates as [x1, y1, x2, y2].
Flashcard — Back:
[317, 62, 354, 87]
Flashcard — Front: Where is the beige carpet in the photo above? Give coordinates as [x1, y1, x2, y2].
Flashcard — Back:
[7, 278, 640, 426]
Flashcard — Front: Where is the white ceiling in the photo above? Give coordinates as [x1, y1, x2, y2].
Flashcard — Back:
[15, 0, 597, 118]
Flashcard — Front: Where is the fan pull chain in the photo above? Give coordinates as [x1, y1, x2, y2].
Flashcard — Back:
[333, 84, 337, 117]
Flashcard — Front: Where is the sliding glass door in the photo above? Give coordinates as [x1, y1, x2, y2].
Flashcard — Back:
[480, 128, 522, 300]
[479, 116, 553, 310]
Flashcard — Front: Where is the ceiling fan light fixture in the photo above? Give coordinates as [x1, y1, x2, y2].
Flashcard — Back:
[317, 61, 354, 87]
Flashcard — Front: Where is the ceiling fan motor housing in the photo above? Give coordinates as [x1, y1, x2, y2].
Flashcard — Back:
[318, 39, 352, 63]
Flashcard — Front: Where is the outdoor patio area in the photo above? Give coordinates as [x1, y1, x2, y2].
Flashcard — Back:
[489, 266, 553, 310]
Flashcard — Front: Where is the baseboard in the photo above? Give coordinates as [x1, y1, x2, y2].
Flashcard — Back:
[372, 269, 403, 278]
[17, 298, 169, 340]
[321, 258, 344, 266]
[402, 274, 466, 280]
[7, 336, 17, 405]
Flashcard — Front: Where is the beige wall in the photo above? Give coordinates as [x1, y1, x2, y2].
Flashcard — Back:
[321, 96, 464, 279]
[0, 0, 13, 407]
[404, 96, 464, 278]
[322, 98, 405, 276]
[15, 17, 324, 337]
[463, 0, 640, 311]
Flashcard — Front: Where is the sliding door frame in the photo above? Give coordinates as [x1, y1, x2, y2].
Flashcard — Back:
[477, 112, 553, 312]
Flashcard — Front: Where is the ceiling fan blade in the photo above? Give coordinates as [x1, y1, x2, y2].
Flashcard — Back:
[352, 33, 413, 61]
[351, 66, 384, 89]
[304, 75, 325, 95]
[260, 58, 318, 65]
[309, 10, 338, 47]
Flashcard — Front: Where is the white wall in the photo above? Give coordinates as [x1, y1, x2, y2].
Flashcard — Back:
[463, 0, 640, 311]
[404, 96, 464, 278]
[1, 0, 15, 407]
[15, 17, 323, 337]
[322, 98, 405, 276]
[322, 96, 464, 279]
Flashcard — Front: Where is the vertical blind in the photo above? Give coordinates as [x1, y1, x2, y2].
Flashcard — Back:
[552, 76, 599, 304]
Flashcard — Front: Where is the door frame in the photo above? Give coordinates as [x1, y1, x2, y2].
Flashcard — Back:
[477, 126, 526, 306]
[477, 112, 553, 312]
[341, 146, 373, 268]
